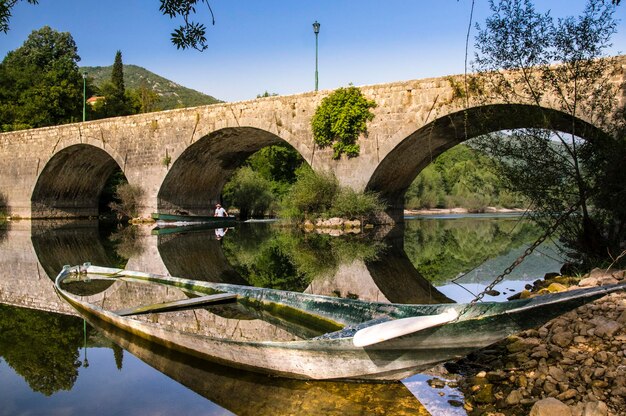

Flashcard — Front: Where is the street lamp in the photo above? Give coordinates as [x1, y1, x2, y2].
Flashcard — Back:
[312, 21, 320, 91]
[82, 72, 87, 122]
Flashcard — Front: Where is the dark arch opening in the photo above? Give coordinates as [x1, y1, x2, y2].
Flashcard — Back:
[367, 104, 609, 221]
[157, 127, 306, 216]
[31, 144, 125, 219]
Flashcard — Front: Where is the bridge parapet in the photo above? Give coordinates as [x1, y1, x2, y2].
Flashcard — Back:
[0, 55, 624, 220]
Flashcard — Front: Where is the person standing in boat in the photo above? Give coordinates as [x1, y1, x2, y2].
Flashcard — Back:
[214, 203, 228, 217]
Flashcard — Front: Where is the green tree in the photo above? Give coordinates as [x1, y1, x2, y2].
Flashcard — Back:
[0, 26, 82, 130]
[280, 165, 386, 221]
[405, 144, 526, 211]
[472, 0, 625, 269]
[111, 51, 125, 98]
[405, 165, 445, 209]
[89, 51, 136, 119]
[129, 81, 161, 113]
[246, 144, 304, 196]
[222, 166, 274, 220]
[107, 50, 131, 116]
[311, 86, 377, 159]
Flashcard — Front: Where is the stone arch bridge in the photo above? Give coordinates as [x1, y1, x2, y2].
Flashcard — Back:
[1, 56, 624, 221]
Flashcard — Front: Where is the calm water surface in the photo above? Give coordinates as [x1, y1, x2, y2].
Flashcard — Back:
[0, 215, 564, 415]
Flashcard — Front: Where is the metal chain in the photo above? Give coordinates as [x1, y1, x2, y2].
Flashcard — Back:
[457, 200, 581, 317]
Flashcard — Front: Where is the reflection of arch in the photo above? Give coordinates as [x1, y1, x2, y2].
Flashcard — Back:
[30, 219, 127, 280]
[32, 144, 124, 218]
[157, 230, 246, 284]
[367, 104, 609, 219]
[157, 127, 305, 216]
[366, 225, 453, 304]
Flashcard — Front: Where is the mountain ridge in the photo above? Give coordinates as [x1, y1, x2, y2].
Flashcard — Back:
[81, 64, 222, 110]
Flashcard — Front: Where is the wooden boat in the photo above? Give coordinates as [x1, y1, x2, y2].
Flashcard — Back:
[151, 212, 237, 224]
[54, 263, 626, 382]
[90, 312, 430, 415]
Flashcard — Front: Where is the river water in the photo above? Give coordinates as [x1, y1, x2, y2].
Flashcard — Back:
[0, 215, 564, 415]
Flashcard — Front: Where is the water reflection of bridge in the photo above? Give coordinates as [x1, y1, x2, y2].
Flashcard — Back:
[0, 220, 451, 317]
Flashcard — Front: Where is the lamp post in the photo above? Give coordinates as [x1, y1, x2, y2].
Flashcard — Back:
[312, 21, 320, 91]
[82, 72, 86, 122]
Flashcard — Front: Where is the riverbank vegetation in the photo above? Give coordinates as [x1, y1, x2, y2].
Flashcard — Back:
[405, 144, 526, 212]
[279, 166, 386, 223]
[470, 0, 626, 271]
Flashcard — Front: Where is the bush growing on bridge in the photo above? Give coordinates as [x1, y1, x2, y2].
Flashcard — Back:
[311, 86, 376, 159]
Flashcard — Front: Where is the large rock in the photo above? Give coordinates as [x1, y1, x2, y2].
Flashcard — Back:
[530, 397, 571, 416]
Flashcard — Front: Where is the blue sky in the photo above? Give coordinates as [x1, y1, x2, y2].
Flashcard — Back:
[1, 1, 625, 102]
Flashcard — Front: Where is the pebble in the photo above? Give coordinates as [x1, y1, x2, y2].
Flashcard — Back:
[447, 269, 626, 415]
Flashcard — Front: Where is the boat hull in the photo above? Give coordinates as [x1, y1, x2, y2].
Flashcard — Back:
[54, 265, 626, 381]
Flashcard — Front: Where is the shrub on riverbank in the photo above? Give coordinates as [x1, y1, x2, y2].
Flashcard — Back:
[0, 192, 7, 218]
[280, 166, 386, 223]
[109, 183, 144, 220]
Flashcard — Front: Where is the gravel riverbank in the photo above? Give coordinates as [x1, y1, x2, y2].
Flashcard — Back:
[431, 269, 626, 416]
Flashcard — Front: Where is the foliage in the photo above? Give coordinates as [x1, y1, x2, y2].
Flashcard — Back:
[107, 50, 130, 115]
[472, 0, 624, 269]
[111, 51, 125, 97]
[0, 304, 84, 396]
[330, 188, 386, 219]
[82, 64, 221, 109]
[279, 166, 339, 220]
[0, 0, 38, 33]
[311, 86, 377, 159]
[0, 191, 8, 217]
[2, 1, 215, 51]
[257, 91, 278, 98]
[245, 143, 304, 196]
[159, 0, 215, 51]
[89, 51, 134, 119]
[405, 144, 526, 211]
[0, 26, 82, 130]
[0, 219, 7, 244]
[280, 165, 386, 221]
[108, 182, 144, 219]
[222, 166, 274, 220]
[128, 81, 162, 113]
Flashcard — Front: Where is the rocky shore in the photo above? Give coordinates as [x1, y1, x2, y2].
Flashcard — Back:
[431, 269, 626, 416]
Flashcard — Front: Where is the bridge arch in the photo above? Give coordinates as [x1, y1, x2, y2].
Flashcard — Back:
[157, 126, 306, 215]
[367, 103, 609, 219]
[31, 144, 125, 218]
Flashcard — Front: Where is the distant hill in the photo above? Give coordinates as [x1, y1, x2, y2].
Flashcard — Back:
[81, 64, 222, 110]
